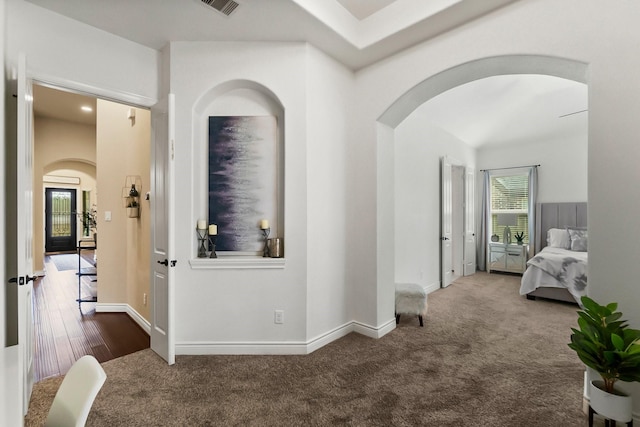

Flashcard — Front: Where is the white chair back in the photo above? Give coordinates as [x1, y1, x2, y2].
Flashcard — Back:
[45, 355, 107, 427]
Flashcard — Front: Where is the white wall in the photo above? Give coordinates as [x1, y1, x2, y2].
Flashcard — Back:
[353, 0, 640, 414]
[6, 0, 158, 105]
[169, 42, 311, 352]
[394, 118, 475, 291]
[305, 46, 354, 341]
[477, 133, 588, 203]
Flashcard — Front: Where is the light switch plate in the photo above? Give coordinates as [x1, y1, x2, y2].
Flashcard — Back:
[105, 211, 112, 221]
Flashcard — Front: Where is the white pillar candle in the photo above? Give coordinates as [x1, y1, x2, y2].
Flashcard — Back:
[197, 219, 207, 230]
[208, 224, 217, 235]
[260, 219, 269, 229]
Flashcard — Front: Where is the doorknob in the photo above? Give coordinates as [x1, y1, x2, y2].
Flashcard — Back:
[157, 259, 169, 266]
[441, 237, 450, 241]
[8, 276, 34, 286]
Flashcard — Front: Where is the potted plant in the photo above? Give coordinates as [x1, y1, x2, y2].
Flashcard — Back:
[568, 296, 640, 423]
[514, 231, 525, 245]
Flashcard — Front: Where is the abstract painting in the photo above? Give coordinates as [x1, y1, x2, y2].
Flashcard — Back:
[208, 116, 278, 252]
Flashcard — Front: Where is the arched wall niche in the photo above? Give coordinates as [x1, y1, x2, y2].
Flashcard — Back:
[374, 54, 589, 324]
[192, 79, 285, 256]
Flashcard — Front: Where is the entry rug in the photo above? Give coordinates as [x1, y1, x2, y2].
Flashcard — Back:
[50, 254, 92, 272]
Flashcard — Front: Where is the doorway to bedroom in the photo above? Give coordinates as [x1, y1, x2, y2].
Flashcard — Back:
[381, 55, 588, 313]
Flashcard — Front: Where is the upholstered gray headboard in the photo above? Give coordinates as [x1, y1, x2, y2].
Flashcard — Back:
[535, 202, 587, 254]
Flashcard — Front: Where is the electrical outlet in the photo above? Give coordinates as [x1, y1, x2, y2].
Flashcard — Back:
[274, 310, 284, 324]
[143, 293, 147, 306]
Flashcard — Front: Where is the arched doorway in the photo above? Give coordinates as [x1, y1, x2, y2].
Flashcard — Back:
[375, 54, 589, 320]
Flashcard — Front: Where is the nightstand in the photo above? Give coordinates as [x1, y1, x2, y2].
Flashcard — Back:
[488, 243, 528, 274]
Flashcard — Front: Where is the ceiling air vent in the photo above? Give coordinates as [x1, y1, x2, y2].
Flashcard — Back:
[201, 0, 239, 16]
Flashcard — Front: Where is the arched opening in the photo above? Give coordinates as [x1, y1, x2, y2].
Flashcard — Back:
[375, 55, 589, 322]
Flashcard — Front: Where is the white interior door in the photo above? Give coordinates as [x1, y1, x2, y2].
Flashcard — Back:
[441, 157, 453, 288]
[16, 53, 35, 415]
[464, 167, 476, 276]
[150, 94, 175, 364]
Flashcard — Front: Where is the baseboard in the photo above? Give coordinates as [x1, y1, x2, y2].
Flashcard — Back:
[177, 341, 309, 355]
[352, 318, 396, 339]
[306, 321, 355, 354]
[424, 281, 440, 294]
[176, 319, 397, 355]
[96, 303, 151, 335]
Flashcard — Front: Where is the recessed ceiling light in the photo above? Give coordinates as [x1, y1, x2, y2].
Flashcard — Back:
[81, 106, 93, 112]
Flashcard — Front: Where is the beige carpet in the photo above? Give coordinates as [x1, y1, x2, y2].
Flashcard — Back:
[25, 272, 593, 426]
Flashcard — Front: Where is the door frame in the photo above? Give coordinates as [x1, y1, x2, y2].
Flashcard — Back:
[441, 156, 476, 288]
[11, 71, 171, 402]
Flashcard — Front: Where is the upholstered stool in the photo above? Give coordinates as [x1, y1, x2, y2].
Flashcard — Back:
[395, 283, 428, 327]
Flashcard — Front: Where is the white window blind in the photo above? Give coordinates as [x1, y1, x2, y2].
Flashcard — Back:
[490, 174, 529, 242]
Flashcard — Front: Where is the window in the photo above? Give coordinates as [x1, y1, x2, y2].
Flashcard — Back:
[490, 173, 529, 243]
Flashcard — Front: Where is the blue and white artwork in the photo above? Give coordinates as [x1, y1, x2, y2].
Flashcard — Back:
[208, 116, 278, 252]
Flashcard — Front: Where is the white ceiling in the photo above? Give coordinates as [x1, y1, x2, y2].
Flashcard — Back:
[412, 74, 587, 148]
[336, 0, 397, 20]
[33, 85, 96, 126]
[25, 0, 587, 148]
[25, 0, 518, 70]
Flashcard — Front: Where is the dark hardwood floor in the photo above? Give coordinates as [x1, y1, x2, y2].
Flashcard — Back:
[33, 251, 150, 382]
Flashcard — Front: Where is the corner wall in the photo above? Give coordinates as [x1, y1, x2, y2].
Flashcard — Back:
[305, 46, 354, 342]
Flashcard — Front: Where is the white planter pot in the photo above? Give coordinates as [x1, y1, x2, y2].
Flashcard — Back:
[589, 380, 632, 423]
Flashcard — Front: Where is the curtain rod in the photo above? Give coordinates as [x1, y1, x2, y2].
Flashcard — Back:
[480, 164, 540, 172]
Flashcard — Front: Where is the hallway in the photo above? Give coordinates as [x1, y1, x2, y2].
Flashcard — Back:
[33, 252, 149, 382]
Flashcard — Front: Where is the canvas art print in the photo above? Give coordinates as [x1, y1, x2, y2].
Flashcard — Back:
[208, 116, 278, 252]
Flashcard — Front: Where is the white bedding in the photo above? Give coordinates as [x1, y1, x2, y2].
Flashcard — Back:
[519, 246, 588, 304]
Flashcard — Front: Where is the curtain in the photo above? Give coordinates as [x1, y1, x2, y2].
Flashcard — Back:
[528, 166, 538, 256]
[477, 170, 490, 271]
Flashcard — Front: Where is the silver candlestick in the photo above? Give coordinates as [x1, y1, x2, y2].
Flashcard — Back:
[209, 235, 217, 258]
[196, 228, 208, 258]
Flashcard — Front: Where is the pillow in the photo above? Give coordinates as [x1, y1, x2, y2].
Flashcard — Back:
[547, 228, 571, 249]
[567, 228, 588, 251]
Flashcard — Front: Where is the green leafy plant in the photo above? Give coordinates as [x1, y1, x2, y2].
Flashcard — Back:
[514, 231, 525, 242]
[79, 205, 97, 232]
[568, 296, 640, 393]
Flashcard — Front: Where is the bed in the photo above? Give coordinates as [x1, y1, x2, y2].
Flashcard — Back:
[519, 202, 587, 305]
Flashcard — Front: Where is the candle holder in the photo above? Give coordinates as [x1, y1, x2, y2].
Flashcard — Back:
[196, 228, 208, 258]
[208, 235, 217, 258]
[261, 227, 271, 257]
